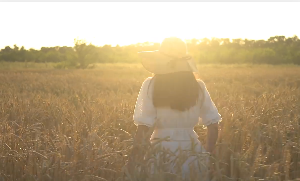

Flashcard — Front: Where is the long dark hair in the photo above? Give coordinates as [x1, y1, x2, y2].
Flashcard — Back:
[150, 71, 200, 111]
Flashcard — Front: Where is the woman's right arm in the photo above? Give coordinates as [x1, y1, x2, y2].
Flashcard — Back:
[198, 80, 222, 153]
[206, 123, 219, 153]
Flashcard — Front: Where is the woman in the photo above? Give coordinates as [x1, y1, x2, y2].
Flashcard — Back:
[126, 37, 221, 181]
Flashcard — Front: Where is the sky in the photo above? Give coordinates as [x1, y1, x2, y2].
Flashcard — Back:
[1, 2, 300, 50]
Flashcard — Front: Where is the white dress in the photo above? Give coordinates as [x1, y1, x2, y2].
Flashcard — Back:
[133, 77, 222, 180]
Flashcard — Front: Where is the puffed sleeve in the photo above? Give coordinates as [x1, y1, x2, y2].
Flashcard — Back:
[198, 80, 222, 127]
[133, 77, 156, 127]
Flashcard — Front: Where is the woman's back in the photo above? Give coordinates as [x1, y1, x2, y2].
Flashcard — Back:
[134, 77, 221, 141]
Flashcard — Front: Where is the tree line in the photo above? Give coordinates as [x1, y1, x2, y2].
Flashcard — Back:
[0, 36, 299, 69]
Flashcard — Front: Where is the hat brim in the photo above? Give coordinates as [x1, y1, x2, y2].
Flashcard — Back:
[138, 50, 199, 74]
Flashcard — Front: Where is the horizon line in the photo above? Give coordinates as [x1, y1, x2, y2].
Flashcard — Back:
[1, 34, 298, 50]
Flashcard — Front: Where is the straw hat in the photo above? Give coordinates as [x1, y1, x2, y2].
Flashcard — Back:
[138, 37, 199, 74]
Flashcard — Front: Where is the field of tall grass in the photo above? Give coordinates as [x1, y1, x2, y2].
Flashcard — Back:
[0, 64, 299, 181]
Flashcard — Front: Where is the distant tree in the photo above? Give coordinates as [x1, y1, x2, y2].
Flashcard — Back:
[3, 46, 12, 52]
[13, 44, 19, 51]
[73, 38, 97, 69]
[221, 38, 230, 46]
[211, 38, 221, 47]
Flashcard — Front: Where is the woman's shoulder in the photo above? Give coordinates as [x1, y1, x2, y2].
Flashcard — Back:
[142, 77, 153, 86]
[196, 79, 206, 89]
[139, 77, 154, 91]
[144, 76, 153, 82]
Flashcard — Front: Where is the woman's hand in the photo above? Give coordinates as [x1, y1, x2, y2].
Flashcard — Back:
[124, 155, 136, 177]
[206, 123, 219, 153]
[125, 125, 153, 177]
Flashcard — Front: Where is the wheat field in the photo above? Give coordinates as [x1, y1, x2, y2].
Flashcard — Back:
[0, 64, 299, 181]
